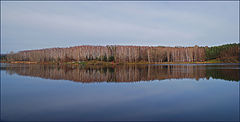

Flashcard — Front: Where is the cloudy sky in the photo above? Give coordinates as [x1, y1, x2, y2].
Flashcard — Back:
[1, 1, 239, 53]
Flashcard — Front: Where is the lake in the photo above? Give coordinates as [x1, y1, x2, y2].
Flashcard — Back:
[1, 63, 239, 121]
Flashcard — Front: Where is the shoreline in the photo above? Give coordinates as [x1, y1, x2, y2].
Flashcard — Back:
[1, 60, 239, 65]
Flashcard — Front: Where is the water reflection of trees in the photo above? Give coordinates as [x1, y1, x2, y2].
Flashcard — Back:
[2, 64, 239, 82]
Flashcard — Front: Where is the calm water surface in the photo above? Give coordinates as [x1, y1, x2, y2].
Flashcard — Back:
[1, 63, 239, 121]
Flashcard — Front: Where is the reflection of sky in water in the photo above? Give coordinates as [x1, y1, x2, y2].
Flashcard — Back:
[1, 70, 239, 121]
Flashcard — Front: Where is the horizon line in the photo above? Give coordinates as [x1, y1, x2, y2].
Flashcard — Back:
[2, 42, 239, 54]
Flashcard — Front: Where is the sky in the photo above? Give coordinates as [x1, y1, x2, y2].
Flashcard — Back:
[1, 1, 239, 54]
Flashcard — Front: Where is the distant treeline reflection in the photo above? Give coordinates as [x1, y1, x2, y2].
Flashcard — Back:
[2, 64, 239, 82]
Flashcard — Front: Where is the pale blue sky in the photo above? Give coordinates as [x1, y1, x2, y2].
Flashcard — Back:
[1, 1, 239, 53]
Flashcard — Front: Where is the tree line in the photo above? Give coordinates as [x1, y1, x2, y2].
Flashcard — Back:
[205, 43, 239, 62]
[3, 43, 239, 63]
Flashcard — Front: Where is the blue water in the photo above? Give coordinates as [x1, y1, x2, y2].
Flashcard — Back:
[1, 64, 239, 121]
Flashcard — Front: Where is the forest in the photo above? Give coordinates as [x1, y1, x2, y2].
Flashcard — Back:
[2, 43, 239, 63]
